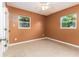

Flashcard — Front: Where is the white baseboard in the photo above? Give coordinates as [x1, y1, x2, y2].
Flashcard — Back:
[9, 37, 46, 46]
[46, 37, 79, 48]
[9, 37, 79, 48]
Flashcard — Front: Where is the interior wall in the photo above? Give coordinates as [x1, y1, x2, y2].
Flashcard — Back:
[46, 4, 79, 45]
[7, 6, 46, 44]
[7, 4, 79, 45]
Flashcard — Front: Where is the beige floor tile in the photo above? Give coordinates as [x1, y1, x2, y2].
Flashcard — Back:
[3, 39, 79, 57]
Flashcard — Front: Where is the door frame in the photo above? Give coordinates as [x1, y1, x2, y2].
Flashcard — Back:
[4, 2, 9, 49]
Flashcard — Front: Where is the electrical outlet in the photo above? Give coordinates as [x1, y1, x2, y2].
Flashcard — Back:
[42, 34, 45, 36]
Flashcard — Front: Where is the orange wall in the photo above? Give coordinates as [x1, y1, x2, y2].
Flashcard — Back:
[7, 4, 79, 45]
[7, 6, 46, 44]
[46, 4, 79, 45]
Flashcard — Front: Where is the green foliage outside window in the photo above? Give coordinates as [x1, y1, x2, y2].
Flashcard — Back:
[18, 16, 31, 29]
[61, 13, 76, 28]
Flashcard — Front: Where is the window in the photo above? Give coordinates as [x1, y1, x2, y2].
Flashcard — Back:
[60, 13, 77, 29]
[18, 16, 31, 29]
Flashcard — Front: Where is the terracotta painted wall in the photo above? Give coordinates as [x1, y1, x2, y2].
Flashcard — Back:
[7, 6, 46, 44]
[46, 4, 79, 45]
[7, 4, 79, 45]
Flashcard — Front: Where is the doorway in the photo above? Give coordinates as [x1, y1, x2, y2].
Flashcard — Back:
[0, 2, 9, 56]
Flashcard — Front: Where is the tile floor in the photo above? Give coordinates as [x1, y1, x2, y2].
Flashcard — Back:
[3, 39, 79, 57]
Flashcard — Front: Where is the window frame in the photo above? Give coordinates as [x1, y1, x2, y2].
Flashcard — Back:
[18, 15, 31, 29]
[60, 13, 77, 29]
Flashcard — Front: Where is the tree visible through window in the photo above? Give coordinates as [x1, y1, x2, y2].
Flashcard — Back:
[18, 16, 31, 29]
[60, 13, 77, 29]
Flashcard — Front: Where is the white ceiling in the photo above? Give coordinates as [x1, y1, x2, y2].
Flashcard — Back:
[7, 2, 79, 16]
